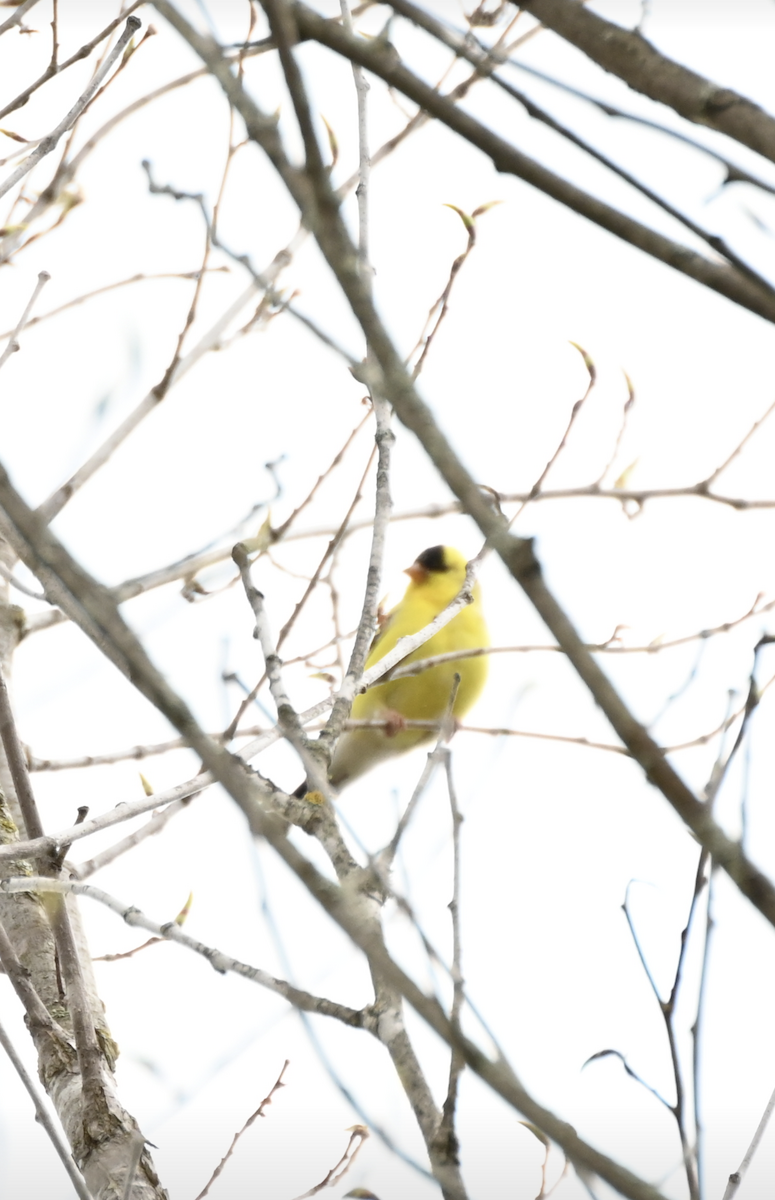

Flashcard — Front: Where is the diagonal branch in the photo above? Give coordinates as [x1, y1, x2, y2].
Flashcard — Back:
[289, 2, 775, 326]
[0, 1015, 92, 1200]
[518, 0, 775, 166]
[0, 16, 141, 202]
[0, 0, 42, 37]
[0, 3, 145, 122]
[0, 875, 367, 1024]
[387, 0, 773, 292]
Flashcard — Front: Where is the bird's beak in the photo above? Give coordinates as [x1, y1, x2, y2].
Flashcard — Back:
[405, 562, 428, 583]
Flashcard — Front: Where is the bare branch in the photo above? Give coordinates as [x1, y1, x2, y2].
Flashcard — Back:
[438, 750, 465, 1165]
[0, 874, 368, 1024]
[704, 393, 775, 486]
[720, 1081, 775, 1200]
[291, 2, 775, 326]
[291, 1125, 369, 1198]
[622, 885, 699, 1200]
[0, 3, 145, 123]
[0, 269, 49, 370]
[0, 664, 44, 839]
[0, 771, 212, 864]
[0, 0, 41, 37]
[518, 0, 775, 165]
[194, 1062, 290, 1200]
[0, 1015, 93, 1200]
[0, 16, 141, 202]
[37, 278, 264, 525]
[527, 342, 596, 499]
[500, 485, 775, 511]
[318, 393, 393, 768]
[388, 0, 771, 290]
[0, 665, 113, 1132]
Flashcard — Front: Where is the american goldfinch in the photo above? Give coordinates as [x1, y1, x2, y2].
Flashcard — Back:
[325, 545, 489, 789]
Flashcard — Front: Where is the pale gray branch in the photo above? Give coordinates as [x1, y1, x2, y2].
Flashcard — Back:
[0, 16, 141, 202]
[0, 0, 42, 36]
[0, 875, 367, 1025]
[0, 1015, 93, 1200]
[0, 270, 50, 371]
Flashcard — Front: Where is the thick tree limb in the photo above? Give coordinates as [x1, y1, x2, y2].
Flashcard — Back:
[519, 0, 775, 165]
[290, 2, 775, 326]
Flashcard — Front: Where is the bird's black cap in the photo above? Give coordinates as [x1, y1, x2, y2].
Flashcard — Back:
[414, 546, 449, 573]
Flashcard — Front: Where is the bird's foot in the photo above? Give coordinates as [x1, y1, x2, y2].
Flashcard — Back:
[382, 709, 407, 738]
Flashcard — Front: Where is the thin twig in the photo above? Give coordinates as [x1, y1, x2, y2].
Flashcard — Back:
[389, 0, 775, 293]
[339, 0, 370, 271]
[6, 697, 743, 878]
[0, 771, 214, 863]
[319, 393, 394, 767]
[705, 636, 773, 809]
[273, 409, 372, 541]
[0, 560, 46, 599]
[384, 677, 461, 865]
[194, 1062, 290, 1200]
[500, 482, 775, 512]
[499, 51, 775, 198]
[277, 442, 377, 652]
[517, 0, 775, 165]
[691, 859, 714, 1200]
[622, 884, 699, 1200]
[141, 158, 357, 366]
[705, 394, 775, 486]
[224, 439, 379, 748]
[583, 1048, 671, 1113]
[0, 0, 41, 37]
[0, 1015, 93, 1200]
[722, 1082, 775, 1200]
[439, 747, 465, 1158]
[291, 1124, 369, 1198]
[233, 543, 329, 792]
[0, 874, 367, 1022]
[233, 548, 295, 720]
[0, 3, 145, 122]
[75, 799, 188, 879]
[527, 343, 596, 500]
[291, 1, 775, 326]
[409, 204, 492, 380]
[0, 270, 226, 337]
[93, 892, 192, 961]
[596, 371, 636, 486]
[0, 16, 141, 201]
[0, 269, 50, 370]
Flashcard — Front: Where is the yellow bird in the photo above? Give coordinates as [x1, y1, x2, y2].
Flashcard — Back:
[325, 545, 489, 789]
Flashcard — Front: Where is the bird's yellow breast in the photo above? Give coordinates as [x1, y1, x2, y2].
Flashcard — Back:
[354, 583, 488, 722]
